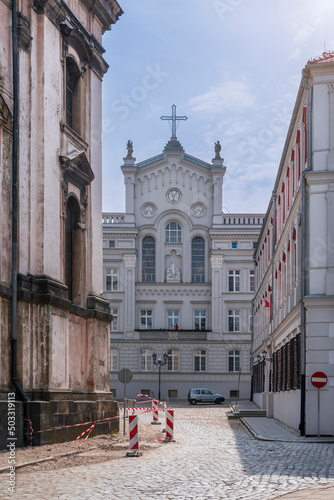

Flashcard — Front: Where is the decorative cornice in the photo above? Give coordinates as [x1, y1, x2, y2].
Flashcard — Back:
[123, 255, 137, 267]
[210, 233, 260, 240]
[17, 12, 33, 52]
[103, 232, 138, 238]
[210, 256, 223, 269]
[32, 0, 67, 25]
[136, 288, 211, 297]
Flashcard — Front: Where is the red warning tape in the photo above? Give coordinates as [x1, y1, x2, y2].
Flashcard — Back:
[74, 422, 96, 448]
[24, 418, 33, 447]
[136, 394, 167, 407]
[24, 398, 170, 447]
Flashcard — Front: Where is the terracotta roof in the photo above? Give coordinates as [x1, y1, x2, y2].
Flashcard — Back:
[307, 51, 334, 65]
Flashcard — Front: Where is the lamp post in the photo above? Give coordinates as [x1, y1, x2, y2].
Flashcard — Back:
[152, 352, 168, 401]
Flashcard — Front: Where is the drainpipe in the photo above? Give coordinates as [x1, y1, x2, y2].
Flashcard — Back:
[11, 0, 30, 441]
[299, 75, 313, 436]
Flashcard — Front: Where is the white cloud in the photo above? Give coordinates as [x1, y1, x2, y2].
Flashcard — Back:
[187, 80, 255, 115]
[289, 47, 301, 60]
[293, 25, 314, 44]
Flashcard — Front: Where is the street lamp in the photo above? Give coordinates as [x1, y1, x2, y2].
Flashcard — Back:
[152, 352, 168, 400]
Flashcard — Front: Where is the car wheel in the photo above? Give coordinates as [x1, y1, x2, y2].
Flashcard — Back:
[189, 399, 197, 405]
[215, 398, 223, 404]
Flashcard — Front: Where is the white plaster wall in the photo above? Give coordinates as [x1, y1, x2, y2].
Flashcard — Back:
[42, 18, 62, 279]
[90, 70, 104, 294]
[272, 391, 301, 431]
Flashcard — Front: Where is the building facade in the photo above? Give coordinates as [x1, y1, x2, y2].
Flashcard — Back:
[103, 135, 264, 401]
[252, 53, 334, 436]
[0, 0, 122, 446]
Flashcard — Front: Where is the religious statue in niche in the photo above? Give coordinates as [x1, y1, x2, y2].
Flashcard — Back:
[166, 261, 181, 282]
[126, 139, 134, 157]
[214, 140, 222, 159]
[166, 188, 181, 203]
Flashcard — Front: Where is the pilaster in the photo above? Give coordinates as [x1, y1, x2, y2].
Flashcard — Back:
[210, 255, 223, 340]
[211, 160, 226, 225]
[123, 254, 138, 338]
[121, 158, 137, 225]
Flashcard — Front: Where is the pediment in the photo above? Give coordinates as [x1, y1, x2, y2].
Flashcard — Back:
[0, 94, 12, 129]
[60, 150, 94, 188]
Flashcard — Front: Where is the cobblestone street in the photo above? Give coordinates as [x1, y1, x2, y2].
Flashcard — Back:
[3, 404, 334, 499]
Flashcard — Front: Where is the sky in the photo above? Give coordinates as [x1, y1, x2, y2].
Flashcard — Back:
[101, 0, 334, 215]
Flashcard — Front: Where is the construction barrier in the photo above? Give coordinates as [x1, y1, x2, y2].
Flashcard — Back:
[165, 409, 174, 440]
[128, 415, 139, 450]
[152, 399, 160, 424]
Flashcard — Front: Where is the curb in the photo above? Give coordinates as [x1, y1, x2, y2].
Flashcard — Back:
[0, 446, 98, 474]
[240, 418, 334, 444]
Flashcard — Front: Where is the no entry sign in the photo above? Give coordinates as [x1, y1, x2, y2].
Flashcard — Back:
[311, 371, 328, 389]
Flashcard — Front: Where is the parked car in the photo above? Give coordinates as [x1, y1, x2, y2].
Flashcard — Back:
[187, 388, 225, 405]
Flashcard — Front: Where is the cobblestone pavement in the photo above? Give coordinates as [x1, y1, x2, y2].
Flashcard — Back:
[3, 404, 334, 499]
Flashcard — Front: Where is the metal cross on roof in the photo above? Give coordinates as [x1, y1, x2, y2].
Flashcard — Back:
[160, 104, 188, 138]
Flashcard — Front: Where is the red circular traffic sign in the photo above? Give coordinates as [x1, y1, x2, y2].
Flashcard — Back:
[311, 371, 328, 389]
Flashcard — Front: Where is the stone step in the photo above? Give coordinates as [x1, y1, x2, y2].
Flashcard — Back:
[227, 410, 267, 419]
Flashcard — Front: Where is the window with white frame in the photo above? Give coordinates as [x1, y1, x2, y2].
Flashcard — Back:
[228, 310, 240, 332]
[110, 308, 118, 331]
[140, 349, 152, 371]
[249, 270, 255, 292]
[106, 268, 118, 291]
[194, 310, 206, 330]
[110, 349, 118, 371]
[165, 222, 181, 243]
[167, 349, 179, 371]
[167, 310, 179, 329]
[229, 350, 240, 372]
[142, 236, 155, 282]
[229, 270, 240, 292]
[194, 349, 206, 372]
[191, 237, 205, 282]
[140, 310, 152, 330]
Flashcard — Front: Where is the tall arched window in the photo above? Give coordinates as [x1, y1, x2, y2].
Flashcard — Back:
[65, 58, 81, 135]
[142, 236, 155, 282]
[65, 197, 81, 301]
[192, 237, 205, 282]
[165, 222, 181, 243]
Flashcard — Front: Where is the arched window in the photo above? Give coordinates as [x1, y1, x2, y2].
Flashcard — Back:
[110, 349, 118, 371]
[65, 58, 81, 135]
[229, 350, 240, 372]
[65, 196, 81, 301]
[165, 222, 181, 243]
[194, 349, 206, 372]
[167, 349, 179, 371]
[142, 236, 155, 282]
[192, 237, 205, 282]
[140, 349, 152, 371]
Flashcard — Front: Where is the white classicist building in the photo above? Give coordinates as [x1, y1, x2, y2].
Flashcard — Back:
[103, 116, 264, 401]
[252, 53, 334, 436]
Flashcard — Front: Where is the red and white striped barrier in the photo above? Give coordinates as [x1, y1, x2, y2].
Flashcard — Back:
[152, 400, 159, 424]
[129, 415, 139, 450]
[165, 409, 174, 440]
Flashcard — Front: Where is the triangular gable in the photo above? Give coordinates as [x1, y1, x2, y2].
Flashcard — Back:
[60, 150, 94, 188]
